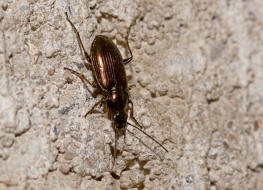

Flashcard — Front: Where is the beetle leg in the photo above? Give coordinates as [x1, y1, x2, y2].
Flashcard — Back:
[114, 127, 118, 164]
[64, 67, 97, 88]
[84, 97, 106, 117]
[65, 12, 91, 64]
[122, 39, 133, 65]
[122, 126, 127, 152]
[124, 127, 127, 144]
[128, 100, 144, 129]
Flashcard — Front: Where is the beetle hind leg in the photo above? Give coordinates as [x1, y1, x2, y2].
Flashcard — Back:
[65, 12, 91, 65]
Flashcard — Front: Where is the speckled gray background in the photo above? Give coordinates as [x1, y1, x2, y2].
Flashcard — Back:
[0, 0, 263, 189]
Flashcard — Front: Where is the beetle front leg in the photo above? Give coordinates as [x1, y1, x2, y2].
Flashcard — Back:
[128, 100, 144, 129]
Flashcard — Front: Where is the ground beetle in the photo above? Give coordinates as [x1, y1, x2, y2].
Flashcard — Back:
[64, 12, 168, 162]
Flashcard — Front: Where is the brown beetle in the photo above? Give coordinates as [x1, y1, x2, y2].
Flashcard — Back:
[64, 12, 168, 162]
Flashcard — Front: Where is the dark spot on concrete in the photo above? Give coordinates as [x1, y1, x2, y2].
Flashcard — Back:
[227, 121, 233, 128]
[66, 76, 73, 84]
[58, 104, 75, 115]
[254, 120, 259, 131]
[185, 174, 194, 184]
[223, 141, 229, 149]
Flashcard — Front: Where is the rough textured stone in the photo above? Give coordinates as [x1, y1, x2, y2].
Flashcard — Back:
[0, 0, 263, 189]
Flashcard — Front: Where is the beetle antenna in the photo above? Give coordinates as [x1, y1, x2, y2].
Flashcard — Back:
[127, 122, 168, 152]
[126, 129, 163, 159]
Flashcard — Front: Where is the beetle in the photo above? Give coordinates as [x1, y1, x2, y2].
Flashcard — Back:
[64, 12, 168, 162]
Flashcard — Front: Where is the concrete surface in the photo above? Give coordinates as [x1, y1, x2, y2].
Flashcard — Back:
[0, 0, 263, 189]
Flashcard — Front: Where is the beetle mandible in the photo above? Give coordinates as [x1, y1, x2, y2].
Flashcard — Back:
[64, 12, 168, 161]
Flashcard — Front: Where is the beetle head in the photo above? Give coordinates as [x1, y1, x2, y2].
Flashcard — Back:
[113, 111, 128, 129]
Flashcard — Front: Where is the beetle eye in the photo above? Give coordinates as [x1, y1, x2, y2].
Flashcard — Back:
[113, 114, 118, 119]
